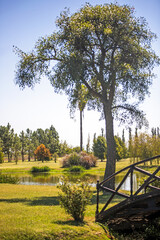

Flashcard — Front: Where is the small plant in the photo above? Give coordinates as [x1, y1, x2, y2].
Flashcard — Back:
[31, 166, 51, 173]
[57, 177, 92, 222]
[0, 172, 19, 184]
[68, 166, 85, 172]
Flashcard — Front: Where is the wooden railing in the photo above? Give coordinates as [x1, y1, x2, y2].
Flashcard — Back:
[96, 155, 160, 218]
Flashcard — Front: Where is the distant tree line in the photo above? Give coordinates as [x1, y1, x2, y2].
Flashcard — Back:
[0, 123, 70, 163]
[92, 134, 128, 162]
[128, 127, 160, 164]
[92, 127, 160, 163]
[0, 123, 160, 164]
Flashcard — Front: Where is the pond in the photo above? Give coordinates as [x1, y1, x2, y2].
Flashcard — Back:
[9, 171, 144, 192]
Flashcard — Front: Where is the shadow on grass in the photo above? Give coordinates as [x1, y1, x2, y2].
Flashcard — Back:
[139, 165, 159, 169]
[91, 191, 123, 205]
[53, 219, 85, 226]
[0, 196, 59, 206]
[0, 198, 29, 204]
[29, 196, 59, 206]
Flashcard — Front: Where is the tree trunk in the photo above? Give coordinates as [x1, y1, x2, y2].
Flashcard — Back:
[103, 104, 116, 190]
[7, 150, 11, 162]
[28, 150, 31, 161]
[22, 148, 24, 162]
[80, 110, 83, 151]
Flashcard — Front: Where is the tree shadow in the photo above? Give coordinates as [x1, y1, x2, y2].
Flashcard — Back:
[91, 191, 125, 205]
[0, 196, 59, 206]
[53, 219, 85, 226]
[0, 198, 29, 204]
[29, 196, 59, 206]
[140, 165, 159, 169]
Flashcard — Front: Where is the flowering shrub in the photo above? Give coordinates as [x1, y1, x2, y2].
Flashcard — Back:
[80, 152, 97, 169]
[57, 177, 92, 222]
[61, 152, 97, 169]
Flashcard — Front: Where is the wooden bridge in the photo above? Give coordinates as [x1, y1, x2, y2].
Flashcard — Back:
[95, 155, 160, 230]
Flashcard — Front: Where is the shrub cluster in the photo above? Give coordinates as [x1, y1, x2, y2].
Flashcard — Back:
[31, 166, 51, 173]
[62, 152, 97, 169]
[0, 172, 19, 184]
[57, 177, 92, 222]
[67, 166, 85, 172]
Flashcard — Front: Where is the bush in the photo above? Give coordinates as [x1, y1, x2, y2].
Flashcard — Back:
[57, 177, 92, 222]
[62, 152, 97, 169]
[0, 173, 19, 184]
[80, 152, 97, 169]
[68, 166, 85, 172]
[31, 166, 51, 173]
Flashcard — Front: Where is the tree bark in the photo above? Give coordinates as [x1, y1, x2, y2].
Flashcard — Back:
[103, 103, 116, 190]
[22, 148, 24, 162]
[80, 110, 83, 151]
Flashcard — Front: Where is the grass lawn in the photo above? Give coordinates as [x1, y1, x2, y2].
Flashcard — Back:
[0, 157, 159, 239]
[0, 158, 127, 240]
[0, 157, 133, 176]
[0, 184, 117, 240]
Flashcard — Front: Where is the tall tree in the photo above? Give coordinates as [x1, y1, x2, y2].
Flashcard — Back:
[0, 138, 4, 163]
[114, 135, 128, 160]
[19, 130, 27, 162]
[122, 129, 125, 143]
[86, 134, 90, 153]
[13, 133, 21, 164]
[46, 125, 59, 154]
[70, 84, 88, 151]
[14, 3, 159, 188]
[26, 128, 33, 161]
[0, 124, 14, 162]
[93, 135, 107, 161]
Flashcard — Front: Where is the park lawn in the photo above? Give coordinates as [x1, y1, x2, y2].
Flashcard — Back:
[0, 157, 131, 174]
[1, 157, 157, 172]
[0, 158, 159, 239]
[0, 184, 116, 240]
[0, 158, 62, 173]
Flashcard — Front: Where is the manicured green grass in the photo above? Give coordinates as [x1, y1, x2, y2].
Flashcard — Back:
[0, 184, 113, 240]
[0, 157, 159, 239]
[0, 159, 62, 172]
[0, 156, 147, 172]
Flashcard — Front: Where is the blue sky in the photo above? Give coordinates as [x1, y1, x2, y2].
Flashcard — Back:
[0, 0, 160, 148]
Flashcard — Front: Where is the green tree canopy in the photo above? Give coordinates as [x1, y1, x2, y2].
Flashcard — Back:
[14, 3, 159, 188]
[93, 135, 107, 161]
[115, 135, 128, 160]
[0, 123, 14, 162]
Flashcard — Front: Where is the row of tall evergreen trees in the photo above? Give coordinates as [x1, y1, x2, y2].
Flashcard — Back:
[0, 123, 60, 162]
[0, 123, 160, 163]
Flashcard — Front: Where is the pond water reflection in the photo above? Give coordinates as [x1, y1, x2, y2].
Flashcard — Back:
[18, 171, 144, 192]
